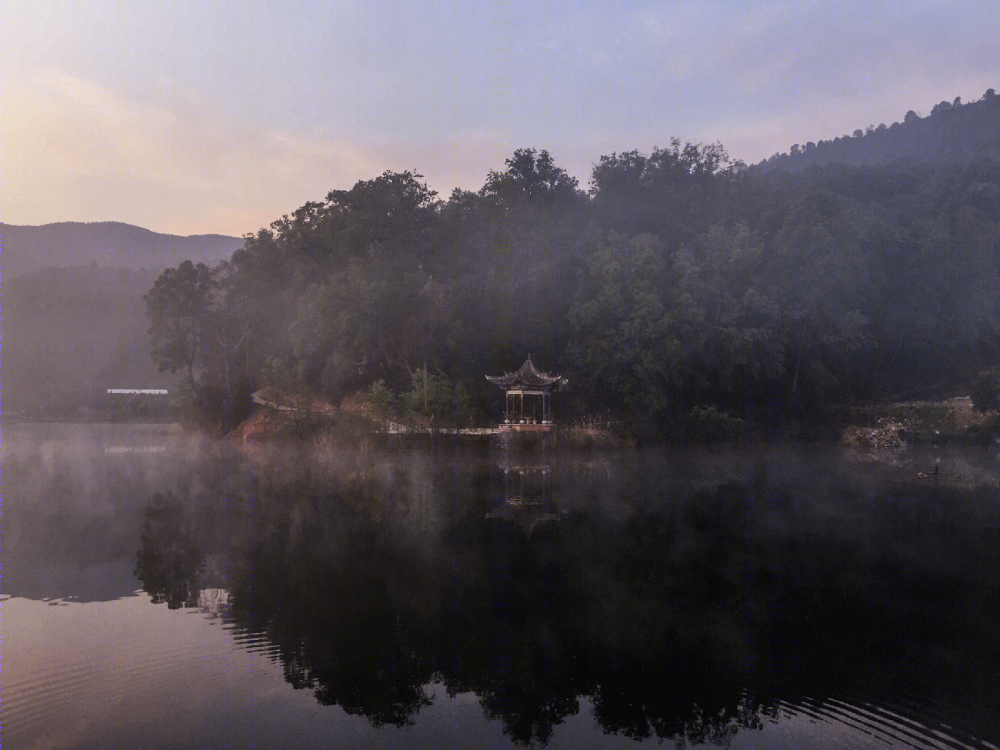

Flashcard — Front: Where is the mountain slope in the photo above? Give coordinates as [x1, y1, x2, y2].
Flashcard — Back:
[2, 221, 243, 416]
[0, 221, 243, 279]
[758, 90, 1000, 172]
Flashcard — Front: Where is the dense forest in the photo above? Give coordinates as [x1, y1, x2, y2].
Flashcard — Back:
[762, 89, 1000, 171]
[142, 90, 1000, 439]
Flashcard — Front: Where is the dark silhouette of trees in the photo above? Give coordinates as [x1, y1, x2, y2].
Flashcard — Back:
[144, 260, 218, 398]
[481, 148, 584, 209]
[764, 91, 1000, 172]
[133, 461, 1000, 746]
[146, 99, 1000, 437]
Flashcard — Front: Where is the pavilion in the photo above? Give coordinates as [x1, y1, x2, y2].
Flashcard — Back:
[486, 357, 567, 430]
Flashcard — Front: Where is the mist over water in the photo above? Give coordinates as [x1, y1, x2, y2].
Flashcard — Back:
[4, 423, 1000, 748]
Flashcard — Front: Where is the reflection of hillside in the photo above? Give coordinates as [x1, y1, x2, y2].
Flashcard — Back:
[4, 441, 154, 601]
[3, 424, 236, 601]
[134, 472, 1000, 747]
[12, 423, 998, 746]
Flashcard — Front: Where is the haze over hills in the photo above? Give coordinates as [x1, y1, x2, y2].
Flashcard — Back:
[6, 89, 1000, 426]
[2, 223, 242, 417]
[0, 221, 243, 279]
[758, 89, 1000, 172]
[4, 264, 174, 416]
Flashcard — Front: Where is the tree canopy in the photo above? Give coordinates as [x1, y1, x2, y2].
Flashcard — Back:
[147, 101, 1000, 438]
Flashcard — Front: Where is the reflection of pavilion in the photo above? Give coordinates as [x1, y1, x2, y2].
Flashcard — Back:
[486, 357, 567, 431]
[486, 463, 563, 535]
[500, 463, 551, 504]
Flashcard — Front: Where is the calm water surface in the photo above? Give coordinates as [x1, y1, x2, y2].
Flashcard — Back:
[4, 423, 1000, 749]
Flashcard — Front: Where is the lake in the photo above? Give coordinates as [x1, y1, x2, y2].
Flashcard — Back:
[4, 422, 999, 749]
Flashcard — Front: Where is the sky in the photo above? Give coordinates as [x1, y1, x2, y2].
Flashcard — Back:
[3, 0, 998, 237]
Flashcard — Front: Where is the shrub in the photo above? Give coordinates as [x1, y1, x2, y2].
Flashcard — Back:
[401, 368, 472, 428]
[367, 379, 395, 419]
[971, 372, 1000, 413]
[689, 405, 742, 442]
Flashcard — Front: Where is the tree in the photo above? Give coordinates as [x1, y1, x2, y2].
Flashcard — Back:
[480, 148, 583, 208]
[931, 100, 952, 116]
[286, 250, 456, 404]
[145, 260, 217, 397]
[568, 234, 677, 432]
[324, 170, 441, 256]
[589, 140, 730, 242]
[766, 190, 873, 414]
[675, 223, 782, 416]
[971, 372, 1000, 413]
[401, 368, 471, 428]
[199, 260, 258, 427]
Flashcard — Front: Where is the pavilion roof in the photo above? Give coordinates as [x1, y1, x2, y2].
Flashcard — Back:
[486, 357, 567, 389]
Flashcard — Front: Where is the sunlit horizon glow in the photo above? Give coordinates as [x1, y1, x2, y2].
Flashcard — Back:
[3, 0, 998, 237]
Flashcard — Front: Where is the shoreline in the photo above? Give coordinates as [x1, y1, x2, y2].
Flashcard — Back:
[9, 394, 999, 450]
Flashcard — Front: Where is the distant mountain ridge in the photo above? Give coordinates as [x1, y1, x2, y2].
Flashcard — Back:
[758, 89, 1000, 172]
[0, 221, 243, 279]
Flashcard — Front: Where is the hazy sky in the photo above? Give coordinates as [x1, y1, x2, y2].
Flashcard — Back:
[4, 0, 997, 236]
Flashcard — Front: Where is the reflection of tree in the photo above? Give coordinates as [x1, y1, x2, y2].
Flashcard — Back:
[223, 504, 439, 727]
[437, 520, 588, 745]
[134, 493, 205, 609]
[134, 476, 1000, 747]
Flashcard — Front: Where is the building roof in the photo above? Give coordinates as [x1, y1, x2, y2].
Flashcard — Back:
[486, 357, 567, 389]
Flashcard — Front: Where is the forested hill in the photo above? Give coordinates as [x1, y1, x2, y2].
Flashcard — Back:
[142, 134, 1000, 439]
[4, 265, 170, 416]
[3, 222, 242, 417]
[0, 221, 242, 279]
[759, 89, 1000, 172]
